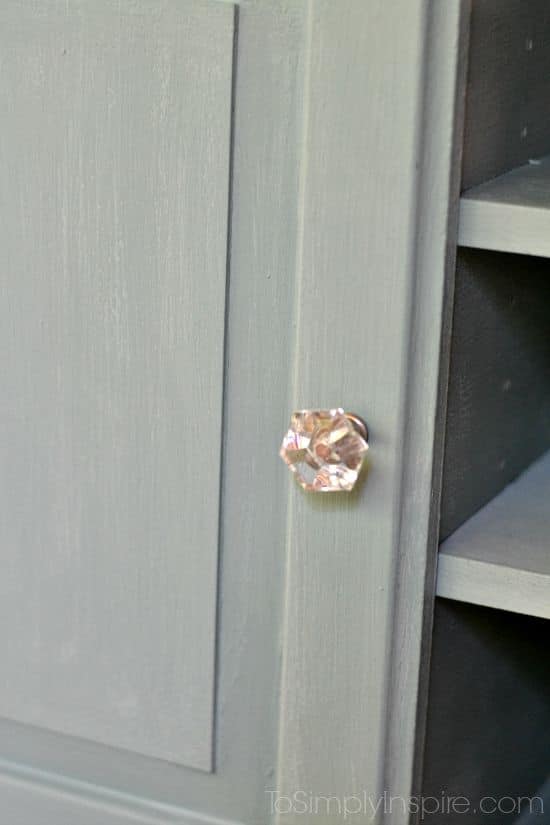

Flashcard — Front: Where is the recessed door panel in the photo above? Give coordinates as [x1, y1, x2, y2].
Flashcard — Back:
[0, 0, 234, 771]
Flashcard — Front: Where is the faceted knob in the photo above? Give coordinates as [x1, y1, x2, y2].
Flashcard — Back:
[280, 408, 369, 492]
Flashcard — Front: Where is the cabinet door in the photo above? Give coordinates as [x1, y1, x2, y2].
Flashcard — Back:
[0, 0, 232, 774]
[0, 2, 460, 823]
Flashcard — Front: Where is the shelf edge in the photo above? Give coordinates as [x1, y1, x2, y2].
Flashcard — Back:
[458, 197, 550, 257]
[436, 552, 550, 620]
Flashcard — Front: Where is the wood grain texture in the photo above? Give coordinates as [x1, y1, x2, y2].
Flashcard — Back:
[422, 601, 550, 824]
[0, 0, 234, 771]
[437, 450, 550, 619]
[275, 1, 459, 821]
[383, 1, 471, 817]
[0, 2, 309, 823]
[462, 0, 550, 190]
[440, 249, 550, 540]
[459, 155, 550, 257]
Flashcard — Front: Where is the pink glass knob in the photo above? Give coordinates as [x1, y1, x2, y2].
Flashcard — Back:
[280, 408, 369, 492]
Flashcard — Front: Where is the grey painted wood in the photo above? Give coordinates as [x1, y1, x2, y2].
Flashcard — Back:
[0, 763, 197, 825]
[275, 2, 467, 822]
[383, 0, 471, 817]
[438, 554, 550, 620]
[462, 0, 550, 190]
[440, 249, 550, 540]
[0, 1, 308, 822]
[437, 450, 550, 619]
[0, 0, 234, 771]
[0, 1, 468, 822]
[422, 600, 550, 824]
[0, 757, 247, 825]
[460, 155, 550, 257]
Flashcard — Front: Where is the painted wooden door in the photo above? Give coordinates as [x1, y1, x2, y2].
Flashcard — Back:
[0, 1, 464, 823]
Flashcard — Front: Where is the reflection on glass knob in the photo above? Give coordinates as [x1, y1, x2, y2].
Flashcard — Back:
[279, 408, 369, 492]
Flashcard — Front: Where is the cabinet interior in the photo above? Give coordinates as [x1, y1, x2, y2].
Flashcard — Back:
[422, 601, 550, 825]
[422, 1, 550, 820]
[440, 247, 550, 541]
[461, 0, 550, 191]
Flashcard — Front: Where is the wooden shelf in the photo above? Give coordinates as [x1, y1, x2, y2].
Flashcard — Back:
[459, 155, 550, 257]
[436, 451, 550, 620]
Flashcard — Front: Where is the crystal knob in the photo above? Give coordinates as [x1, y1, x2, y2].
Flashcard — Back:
[280, 408, 369, 492]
